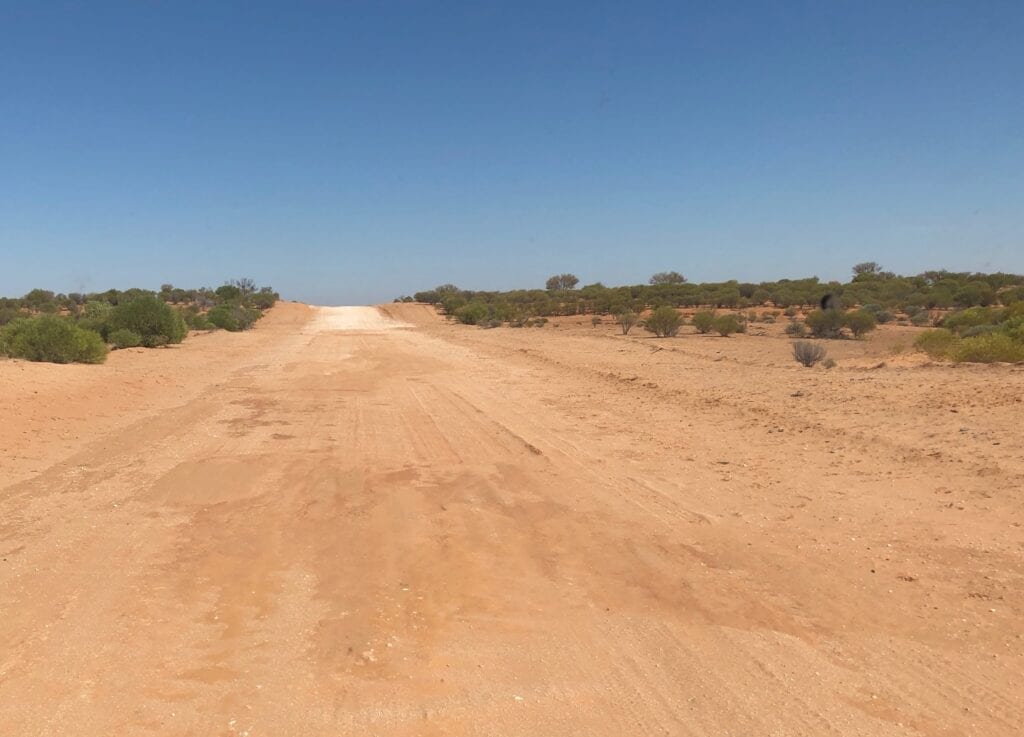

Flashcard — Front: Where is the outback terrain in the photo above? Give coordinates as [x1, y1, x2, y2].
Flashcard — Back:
[1, 303, 1022, 736]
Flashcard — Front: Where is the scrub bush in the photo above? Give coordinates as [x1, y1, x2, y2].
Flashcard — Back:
[207, 303, 261, 331]
[108, 295, 187, 345]
[952, 333, 1024, 363]
[0, 316, 107, 364]
[691, 310, 715, 334]
[792, 340, 827, 367]
[914, 329, 956, 359]
[616, 311, 639, 335]
[713, 314, 742, 336]
[644, 307, 683, 338]
[843, 309, 878, 338]
[109, 329, 142, 349]
[805, 309, 844, 338]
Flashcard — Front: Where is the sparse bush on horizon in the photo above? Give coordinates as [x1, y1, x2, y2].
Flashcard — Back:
[545, 273, 579, 291]
[649, 271, 686, 285]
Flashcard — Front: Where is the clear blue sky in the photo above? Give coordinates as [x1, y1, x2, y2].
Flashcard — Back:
[2, 2, 1022, 304]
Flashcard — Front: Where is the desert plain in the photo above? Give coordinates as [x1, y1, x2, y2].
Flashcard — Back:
[1, 302, 1022, 736]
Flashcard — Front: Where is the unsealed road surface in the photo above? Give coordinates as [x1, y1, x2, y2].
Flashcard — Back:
[2, 304, 1022, 736]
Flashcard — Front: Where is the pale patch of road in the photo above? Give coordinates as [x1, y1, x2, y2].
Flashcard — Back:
[310, 305, 411, 331]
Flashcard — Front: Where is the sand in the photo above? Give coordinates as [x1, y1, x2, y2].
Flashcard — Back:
[1, 302, 1022, 736]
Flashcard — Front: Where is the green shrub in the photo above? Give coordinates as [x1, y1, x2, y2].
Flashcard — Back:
[214, 284, 243, 302]
[109, 295, 187, 345]
[1005, 302, 1024, 319]
[862, 304, 893, 324]
[785, 320, 806, 337]
[207, 303, 261, 331]
[22, 288, 57, 312]
[453, 302, 489, 325]
[805, 309, 844, 338]
[961, 324, 1000, 338]
[942, 307, 1000, 335]
[914, 329, 957, 359]
[713, 314, 742, 336]
[792, 341, 827, 367]
[0, 316, 107, 364]
[691, 310, 715, 334]
[910, 311, 932, 326]
[0, 307, 23, 326]
[1002, 316, 1024, 342]
[75, 300, 115, 339]
[783, 306, 798, 317]
[843, 309, 878, 338]
[249, 290, 277, 309]
[952, 333, 1024, 363]
[616, 311, 639, 335]
[1000, 286, 1024, 305]
[180, 307, 213, 330]
[644, 306, 683, 338]
[83, 300, 113, 320]
[109, 329, 142, 349]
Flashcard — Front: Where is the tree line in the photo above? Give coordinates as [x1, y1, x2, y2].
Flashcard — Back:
[0, 279, 279, 364]
[399, 265, 1024, 326]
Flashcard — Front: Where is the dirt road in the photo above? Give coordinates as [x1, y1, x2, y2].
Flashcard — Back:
[2, 303, 1022, 736]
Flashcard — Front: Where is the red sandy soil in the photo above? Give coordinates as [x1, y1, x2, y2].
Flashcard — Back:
[1, 302, 1022, 736]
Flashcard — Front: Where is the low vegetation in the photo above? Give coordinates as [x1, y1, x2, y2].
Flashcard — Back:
[407, 267, 1024, 321]
[784, 320, 806, 337]
[792, 341, 827, 367]
[615, 311, 639, 335]
[912, 303, 1024, 363]
[0, 279, 278, 364]
[643, 306, 683, 338]
[713, 314, 742, 337]
[108, 295, 188, 347]
[691, 311, 715, 334]
[0, 315, 108, 364]
[402, 266, 1024, 363]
